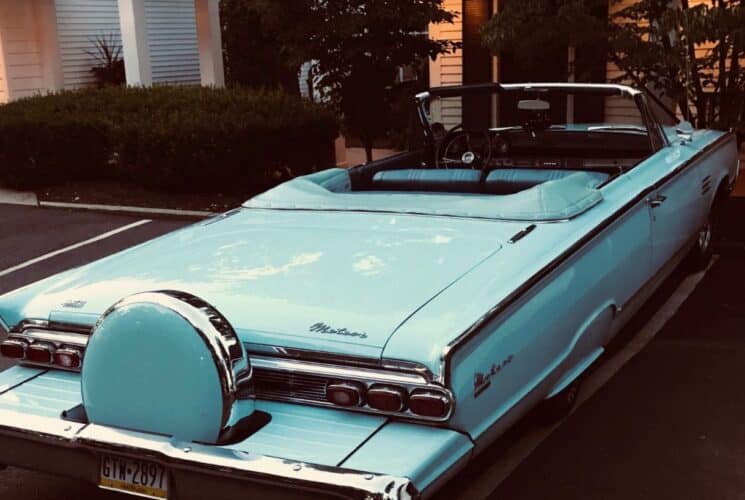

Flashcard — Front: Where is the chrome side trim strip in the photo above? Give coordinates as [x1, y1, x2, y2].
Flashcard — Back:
[0, 409, 419, 500]
[14, 319, 93, 335]
[11, 329, 89, 348]
[439, 131, 736, 385]
[252, 356, 427, 386]
[245, 343, 382, 369]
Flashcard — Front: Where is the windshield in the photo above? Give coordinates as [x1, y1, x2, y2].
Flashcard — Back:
[422, 84, 647, 134]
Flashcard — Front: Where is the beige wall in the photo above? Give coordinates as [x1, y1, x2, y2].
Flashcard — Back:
[0, 28, 7, 103]
[0, 0, 49, 100]
[428, 0, 463, 129]
[0, 0, 224, 102]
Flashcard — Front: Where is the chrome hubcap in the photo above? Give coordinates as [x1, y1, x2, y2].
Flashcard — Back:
[698, 220, 712, 253]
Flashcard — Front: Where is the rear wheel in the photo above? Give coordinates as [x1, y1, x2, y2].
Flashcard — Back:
[688, 215, 714, 271]
[688, 188, 726, 272]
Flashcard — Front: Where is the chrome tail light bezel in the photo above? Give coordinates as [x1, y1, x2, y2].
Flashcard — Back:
[0, 338, 28, 359]
[252, 356, 455, 423]
[53, 347, 83, 369]
[2, 320, 455, 423]
[1, 321, 89, 372]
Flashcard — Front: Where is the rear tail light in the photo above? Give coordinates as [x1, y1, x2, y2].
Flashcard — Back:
[324, 380, 452, 420]
[326, 381, 365, 407]
[54, 348, 82, 369]
[0, 338, 83, 369]
[367, 385, 407, 412]
[0, 339, 27, 359]
[409, 390, 451, 418]
[26, 342, 55, 364]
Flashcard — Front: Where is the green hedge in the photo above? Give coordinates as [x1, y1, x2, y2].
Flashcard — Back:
[0, 86, 339, 191]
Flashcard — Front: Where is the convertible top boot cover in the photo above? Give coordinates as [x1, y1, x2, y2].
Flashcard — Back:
[82, 291, 253, 444]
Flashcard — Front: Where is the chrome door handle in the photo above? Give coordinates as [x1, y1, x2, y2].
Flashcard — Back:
[647, 194, 667, 208]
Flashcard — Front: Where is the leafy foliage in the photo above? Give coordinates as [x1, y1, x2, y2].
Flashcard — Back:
[85, 33, 126, 88]
[0, 87, 339, 191]
[482, 0, 608, 79]
[609, 0, 745, 132]
[219, 0, 301, 93]
[481, 0, 745, 136]
[221, 0, 460, 160]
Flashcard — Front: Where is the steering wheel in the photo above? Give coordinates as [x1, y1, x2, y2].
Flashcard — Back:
[436, 125, 492, 169]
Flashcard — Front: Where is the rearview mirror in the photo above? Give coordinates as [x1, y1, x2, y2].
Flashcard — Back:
[676, 120, 694, 144]
[518, 99, 550, 112]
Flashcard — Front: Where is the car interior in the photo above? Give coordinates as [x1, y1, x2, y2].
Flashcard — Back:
[345, 89, 654, 197]
[246, 86, 659, 221]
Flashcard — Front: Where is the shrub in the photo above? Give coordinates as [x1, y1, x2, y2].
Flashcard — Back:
[0, 106, 113, 189]
[0, 86, 339, 192]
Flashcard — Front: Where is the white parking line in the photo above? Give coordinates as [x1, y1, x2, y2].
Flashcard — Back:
[458, 257, 718, 499]
[0, 220, 152, 279]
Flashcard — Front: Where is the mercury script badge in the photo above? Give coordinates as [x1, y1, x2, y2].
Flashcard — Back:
[61, 300, 87, 309]
[309, 322, 368, 340]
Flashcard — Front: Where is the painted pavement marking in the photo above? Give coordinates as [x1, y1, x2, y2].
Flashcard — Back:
[0, 220, 152, 279]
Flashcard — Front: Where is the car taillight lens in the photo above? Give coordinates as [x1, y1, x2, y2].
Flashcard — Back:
[409, 390, 451, 418]
[367, 385, 407, 412]
[26, 342, 55, 364]
[0, 339, 27, 359]
[326, 381, 365, 407]
[54, 348, 82, 369]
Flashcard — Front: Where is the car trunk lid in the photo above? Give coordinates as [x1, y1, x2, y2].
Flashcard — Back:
[3, 209, 510, 359]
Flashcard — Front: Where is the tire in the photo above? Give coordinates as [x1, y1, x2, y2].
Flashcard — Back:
[537, 378, 581, 424]
[687, 212, 714, 272]
[688, 189, 725, 272]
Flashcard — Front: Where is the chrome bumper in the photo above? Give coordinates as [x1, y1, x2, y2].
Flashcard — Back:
[0, 409, 419, 500]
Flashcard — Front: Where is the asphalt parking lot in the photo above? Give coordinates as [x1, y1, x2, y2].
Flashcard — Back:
[0, 202, 744, 499]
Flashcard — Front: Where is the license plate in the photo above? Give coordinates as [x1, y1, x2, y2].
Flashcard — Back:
[100, 454, 169, 499]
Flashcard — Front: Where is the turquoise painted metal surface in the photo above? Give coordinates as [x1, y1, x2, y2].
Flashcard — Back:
[0, 210, 509, 361]
[0, 369, 80, 418]
[230, 400, 386, 466]
[0, 86, 740, 497]
[82, 301, 229, 443]
[341, 422, 473, 493]
[0, 371, 388, 468]
[0, 365, 44, 394]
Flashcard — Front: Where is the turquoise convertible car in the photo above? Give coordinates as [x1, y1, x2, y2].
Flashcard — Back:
[0, 83, 739, 499]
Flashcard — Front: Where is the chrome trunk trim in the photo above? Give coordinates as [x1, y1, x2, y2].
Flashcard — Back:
[0, 408, 419, 500]
[7, 323, 452, 422]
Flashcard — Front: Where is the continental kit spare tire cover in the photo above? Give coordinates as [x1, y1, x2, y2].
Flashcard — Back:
[82, 291, 251, 444]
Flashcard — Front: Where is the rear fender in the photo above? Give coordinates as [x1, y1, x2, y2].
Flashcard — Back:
[545, 302, 614, 398]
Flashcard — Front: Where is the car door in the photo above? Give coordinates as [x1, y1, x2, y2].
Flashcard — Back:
[640, 101, 709, 273]
[647, 145, 707, 271]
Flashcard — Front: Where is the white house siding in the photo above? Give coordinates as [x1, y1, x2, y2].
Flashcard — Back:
[144, 0, 201, 84]
[55, 0, 121, 89]
[428, 0, 463, 129]
[0, 35, 7, 103]
[0, 0, 46, 100]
